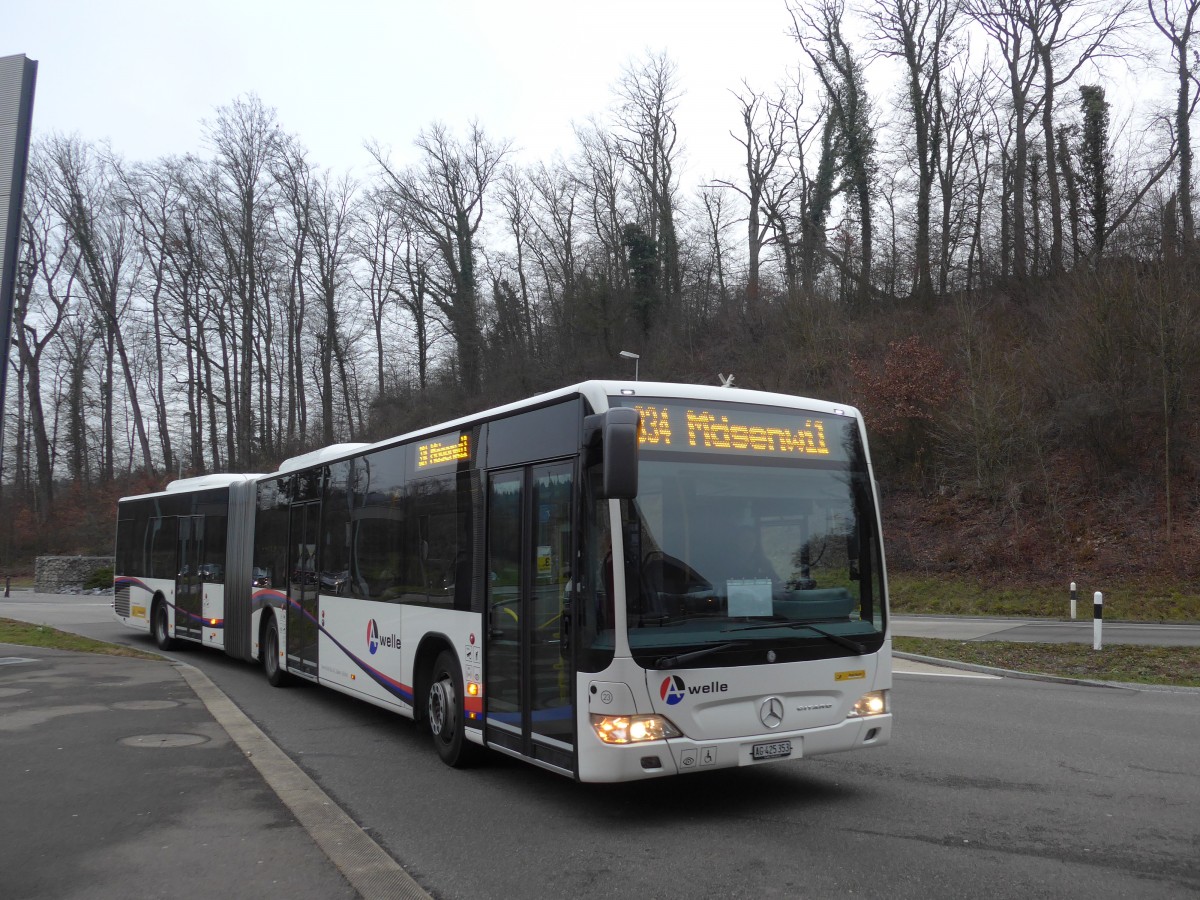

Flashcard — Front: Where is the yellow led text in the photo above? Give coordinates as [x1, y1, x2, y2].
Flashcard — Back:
[635, 405, 672, 445]
[685, 410, 829, 456]
[418, 434, 470, 467]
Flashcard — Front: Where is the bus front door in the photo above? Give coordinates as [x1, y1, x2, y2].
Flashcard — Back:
[175, 516, 204, 640]
[286, 501, 321, 678]
[486, 462, 575, 772]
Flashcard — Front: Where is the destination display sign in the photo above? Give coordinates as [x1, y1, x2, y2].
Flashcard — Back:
[614, 398, 855, 463]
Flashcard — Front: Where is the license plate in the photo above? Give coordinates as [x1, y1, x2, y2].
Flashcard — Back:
[752, 740, 792, 760]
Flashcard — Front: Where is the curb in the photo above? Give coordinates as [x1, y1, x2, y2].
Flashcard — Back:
[176, 662, 432, 900]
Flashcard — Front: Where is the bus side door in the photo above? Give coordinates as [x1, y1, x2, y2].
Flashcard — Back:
[486, 461, 575, 771]
[287, 500, 321, 678]
[175, 516, 204, 639]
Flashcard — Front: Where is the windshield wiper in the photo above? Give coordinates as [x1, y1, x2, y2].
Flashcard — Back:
[654, 641, 751, 669]
[724, 620, 866, 655]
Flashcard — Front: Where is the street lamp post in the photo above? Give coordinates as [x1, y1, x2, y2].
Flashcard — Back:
[619, 350, 640, 381]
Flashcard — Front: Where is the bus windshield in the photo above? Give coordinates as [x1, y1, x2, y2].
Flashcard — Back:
[614, 400, 885, 668]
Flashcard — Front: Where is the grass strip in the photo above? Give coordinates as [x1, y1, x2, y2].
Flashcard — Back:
[894, 636, 1200, 687]
[0, 617, 160, 660]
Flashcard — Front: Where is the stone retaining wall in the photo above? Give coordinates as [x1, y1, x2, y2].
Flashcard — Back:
[35, 556, 114, 593]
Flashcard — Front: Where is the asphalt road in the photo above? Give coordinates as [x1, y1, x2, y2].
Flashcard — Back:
[4, 593, 1199, 898]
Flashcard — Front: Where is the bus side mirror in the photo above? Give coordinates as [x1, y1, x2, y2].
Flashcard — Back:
[585, 408, 640, 500]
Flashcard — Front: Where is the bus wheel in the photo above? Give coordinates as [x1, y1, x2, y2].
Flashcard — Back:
[263, 617, 291, 687]
[152, 600, 176, 651]
[428, 650, 478, 767]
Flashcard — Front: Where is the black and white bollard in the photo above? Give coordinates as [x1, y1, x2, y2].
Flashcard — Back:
[1070, 582, 1077, 620]
[1093, 591, 1103, 650]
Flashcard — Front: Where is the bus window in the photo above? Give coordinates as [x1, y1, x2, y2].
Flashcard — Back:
[577, 465, 616, 673]
[411, 474, 458, 607]
[353, 509, 405, 602]
[202, 516, 226, 583]
[149, 516, 179, 580]
[254, 478, 290, 592]
[352, 447, 406, 602]
[323, 461, 353, 596]
[115, 517, 135, 576]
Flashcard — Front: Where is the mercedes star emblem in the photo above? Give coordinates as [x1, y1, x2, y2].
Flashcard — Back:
[760, 696, 785, 729]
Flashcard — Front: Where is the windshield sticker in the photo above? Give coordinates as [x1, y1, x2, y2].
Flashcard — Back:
[727, 579, 772, 617]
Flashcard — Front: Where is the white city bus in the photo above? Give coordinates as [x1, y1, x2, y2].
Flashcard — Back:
[114, 381, 892, 782]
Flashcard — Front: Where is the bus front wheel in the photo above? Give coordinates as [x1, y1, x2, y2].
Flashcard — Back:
[152, 600, 176, 651]
[263, 617, 291, 687]
[427, 650, 479, 768]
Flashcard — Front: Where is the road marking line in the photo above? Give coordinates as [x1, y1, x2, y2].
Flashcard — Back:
[895, 670, 1001, 680]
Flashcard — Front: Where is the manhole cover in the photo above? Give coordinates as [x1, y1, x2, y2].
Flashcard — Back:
[112, 700, 181, 711]
[119, 733, 210, 748]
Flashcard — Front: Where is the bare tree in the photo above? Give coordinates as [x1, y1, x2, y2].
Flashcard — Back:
[305, 168, 360, 443]
[273, 135, 315, 454]
[1026, 0, 1137, 274]
[790, 0, 878, 303]
[573, 120, 630, 290]
[12, 150, 77, 513]
[865, 0, 959, 299]
[570, 121, 634, 356]
[527, 157, 581, 337]
[612, 52, 685, 315]
[353, 186, 408, 393]
[495, 167, 537, 351]
[769, 89, 835, 300]
[1149, 0, 1200, 248]
[967, 0, 1042, 280]
[163, 156, 227, 472]
[715, 82, 796, 306]
[114, 157, 193, 474]
[935, 47, 995, 292]
[45, 136, 155, 478]
[371, 121, 511, 396]
[200, 95, 284, 468]
[396, 217, 438, 392]
[696, 185, 734, 313]
[56, 308, 99, 484]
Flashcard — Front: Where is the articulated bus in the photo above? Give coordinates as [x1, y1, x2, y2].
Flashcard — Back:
[114, 381, 892, 782]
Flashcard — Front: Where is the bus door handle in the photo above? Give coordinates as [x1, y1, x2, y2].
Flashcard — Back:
[559, 597, 571, 657]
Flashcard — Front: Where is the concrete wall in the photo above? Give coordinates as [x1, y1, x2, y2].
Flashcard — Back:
[35, 556, 114, 593]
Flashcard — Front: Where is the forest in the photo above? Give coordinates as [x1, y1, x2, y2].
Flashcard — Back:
[3, 0, 1198, 583]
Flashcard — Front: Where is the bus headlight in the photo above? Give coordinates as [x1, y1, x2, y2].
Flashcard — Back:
[848, 690, 889, 718]
[591, 714, 682, 744]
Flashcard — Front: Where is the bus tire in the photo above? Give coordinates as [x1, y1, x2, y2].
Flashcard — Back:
[152, 599, 177, 651]
[428, 650, 479, 768]
[263, 616, 291, 687]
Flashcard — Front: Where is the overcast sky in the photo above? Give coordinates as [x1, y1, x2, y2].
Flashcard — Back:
[8, 0, 807, 185]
